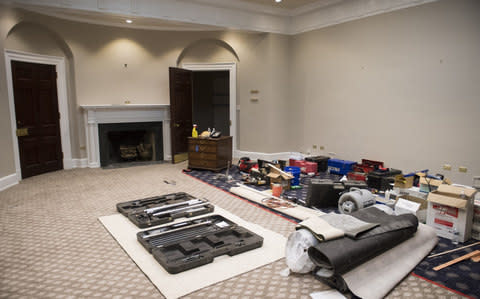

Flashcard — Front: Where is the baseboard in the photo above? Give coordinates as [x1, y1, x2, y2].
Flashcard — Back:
[71, 158, 88, 168]
[234, 150, 303, 161]
[0, 173, 19, 192]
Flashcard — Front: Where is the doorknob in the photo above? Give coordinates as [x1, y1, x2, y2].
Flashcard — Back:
[17, 120, 23, 126]
[175, 123, 180, 128]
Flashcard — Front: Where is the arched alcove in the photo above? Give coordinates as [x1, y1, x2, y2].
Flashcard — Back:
[176, 38, 239, 66]
[176, 39, 239, 152]
[5, 21, 78, 179]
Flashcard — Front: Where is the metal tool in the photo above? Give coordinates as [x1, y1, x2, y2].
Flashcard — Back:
[144, 199, 204, 214]
[152, 202, 210, 217]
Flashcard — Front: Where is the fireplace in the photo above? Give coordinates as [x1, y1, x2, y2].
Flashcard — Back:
[81, 104, 171, 168]
[98, 122, 163, 167]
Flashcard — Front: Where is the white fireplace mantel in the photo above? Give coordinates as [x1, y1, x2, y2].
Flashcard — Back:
[81, 104, 171, 168]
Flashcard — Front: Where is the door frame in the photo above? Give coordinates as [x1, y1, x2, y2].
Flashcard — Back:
[4, 49, 72, 181]
[182, 62, 237, 153]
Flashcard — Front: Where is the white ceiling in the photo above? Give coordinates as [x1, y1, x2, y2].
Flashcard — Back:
[8, 0, 438, 35]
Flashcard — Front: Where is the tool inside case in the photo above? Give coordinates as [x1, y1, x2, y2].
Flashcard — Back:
[137, 215, 264, 274]
[116, 192, 215, 228]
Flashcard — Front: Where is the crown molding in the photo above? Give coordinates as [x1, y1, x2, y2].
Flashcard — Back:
[7, 0, 439, 35]
[289, 0, 439, 34]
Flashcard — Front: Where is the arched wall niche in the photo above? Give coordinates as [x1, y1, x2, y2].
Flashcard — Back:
[176, 38, 239, 66]
[5, 21, 81, 170]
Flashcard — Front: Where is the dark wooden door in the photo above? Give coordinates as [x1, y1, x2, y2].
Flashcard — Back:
[11, 60, 63, 178]
[169, 67, 193, 164]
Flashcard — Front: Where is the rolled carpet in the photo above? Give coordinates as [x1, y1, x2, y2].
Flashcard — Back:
[307, 207, 418, 279]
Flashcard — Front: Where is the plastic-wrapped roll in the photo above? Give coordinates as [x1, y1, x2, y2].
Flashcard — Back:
[285, 229, 319, 273]
[338, 188, 375, 214]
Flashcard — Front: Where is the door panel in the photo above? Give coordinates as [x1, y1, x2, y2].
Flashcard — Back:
[12, 60, 63, 179]
[169, 67, 193, 163]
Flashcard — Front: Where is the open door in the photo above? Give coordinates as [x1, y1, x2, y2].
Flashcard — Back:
[169, 67, 193, 163]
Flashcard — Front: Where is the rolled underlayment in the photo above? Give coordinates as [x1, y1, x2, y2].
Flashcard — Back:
[286, 207, 438, 299]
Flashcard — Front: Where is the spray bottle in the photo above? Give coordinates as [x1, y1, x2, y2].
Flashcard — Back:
[192, 124, 198, 138]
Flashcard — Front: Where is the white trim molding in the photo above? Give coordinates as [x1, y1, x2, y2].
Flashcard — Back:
[234, 150, 303, 162]
[0, 173, 19, 192]
[182, 62, 237, 155]
[80, 104, 171, 168]
[71, 158, 88, 168]
[11, 0, 438, 35]
[4, 49, 73, 181]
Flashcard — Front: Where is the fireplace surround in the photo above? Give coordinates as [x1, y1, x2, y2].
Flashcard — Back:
[81, 104, 171, 168]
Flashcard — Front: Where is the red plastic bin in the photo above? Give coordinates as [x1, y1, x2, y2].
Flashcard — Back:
[289, 159, 317, 174]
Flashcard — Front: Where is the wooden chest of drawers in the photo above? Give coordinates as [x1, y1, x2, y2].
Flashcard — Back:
[188, 136, 232, 171]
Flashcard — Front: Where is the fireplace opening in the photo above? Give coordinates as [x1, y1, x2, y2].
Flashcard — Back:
[98, 122, 163, 167]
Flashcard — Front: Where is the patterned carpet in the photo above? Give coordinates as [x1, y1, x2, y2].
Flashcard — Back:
[0, 163, 467, 298]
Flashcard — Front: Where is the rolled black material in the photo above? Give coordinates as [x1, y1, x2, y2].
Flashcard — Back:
[308, 207, 418, 277]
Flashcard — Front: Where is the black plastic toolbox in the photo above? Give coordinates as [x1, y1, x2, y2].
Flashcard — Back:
[116, 192, 214, 228]
[137, 215, 264, 274]
[305, 156, 330, 172]
[306, 179, 368, 208]
[366, 169, 402, 191]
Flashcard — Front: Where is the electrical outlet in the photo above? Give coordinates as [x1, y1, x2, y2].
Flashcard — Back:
[459, 166, 468, 173]
[443, 164, 451, 171]
[320, 146, 325, 150]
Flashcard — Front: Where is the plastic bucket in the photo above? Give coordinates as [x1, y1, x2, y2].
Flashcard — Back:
[284, 166, 301, 186]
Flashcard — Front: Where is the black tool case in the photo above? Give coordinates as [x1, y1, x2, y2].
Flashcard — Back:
[116, 192, 214, 228]
[306, 179, 369, 208]
[366, 169, 402, 191]
[306, 179, 346, 208]
[305, 156, 330, 172]
[137, 215, 264, 274]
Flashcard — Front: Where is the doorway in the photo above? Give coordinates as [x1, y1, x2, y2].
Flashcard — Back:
[183, 62, 237, 152]
[5, 50, 72, 180]
[169, 63, 236, 164]
[192, 71, 230, 136]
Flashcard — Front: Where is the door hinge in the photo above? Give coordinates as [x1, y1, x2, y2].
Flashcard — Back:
[55, 71, 58, 79]
[58, 112, 61, 120]
[61, 152, 64, 159]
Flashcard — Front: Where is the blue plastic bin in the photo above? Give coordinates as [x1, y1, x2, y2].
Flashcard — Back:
[327, 159, 357, 175]
[284, 166, 301, 186]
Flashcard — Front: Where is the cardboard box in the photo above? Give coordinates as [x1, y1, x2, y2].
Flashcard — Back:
[267, 167, 294, 191]
[419, 177, 443, 193]
[394, 175, 414, 189]
[394, 176, 410, 189]
[426, 185, 476, 242]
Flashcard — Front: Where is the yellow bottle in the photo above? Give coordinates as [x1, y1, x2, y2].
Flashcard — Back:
[192, 124, 198, 138]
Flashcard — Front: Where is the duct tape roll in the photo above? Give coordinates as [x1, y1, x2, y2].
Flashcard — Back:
[285, 229, 319, 273]
[338, 188, 375, 214]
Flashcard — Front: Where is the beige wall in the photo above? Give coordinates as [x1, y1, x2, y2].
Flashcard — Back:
[0, 7, 21, 177]
[0, 6, 294, 178]
[291, 0, 480, 184]
[1, 0, 479, 185]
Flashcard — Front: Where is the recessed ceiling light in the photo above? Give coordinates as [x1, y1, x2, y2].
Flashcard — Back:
[275, 0, 282, 3]
[126, 19, 133, 24]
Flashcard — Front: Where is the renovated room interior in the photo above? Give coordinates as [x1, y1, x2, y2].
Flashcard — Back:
[1, 0, 479, 298]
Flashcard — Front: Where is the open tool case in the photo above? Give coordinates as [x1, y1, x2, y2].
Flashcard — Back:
[137, 215, 264, 274]
[116, 192, 214, 228]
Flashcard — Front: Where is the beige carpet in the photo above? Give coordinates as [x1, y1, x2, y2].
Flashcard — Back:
[0, 162, 465, 298]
